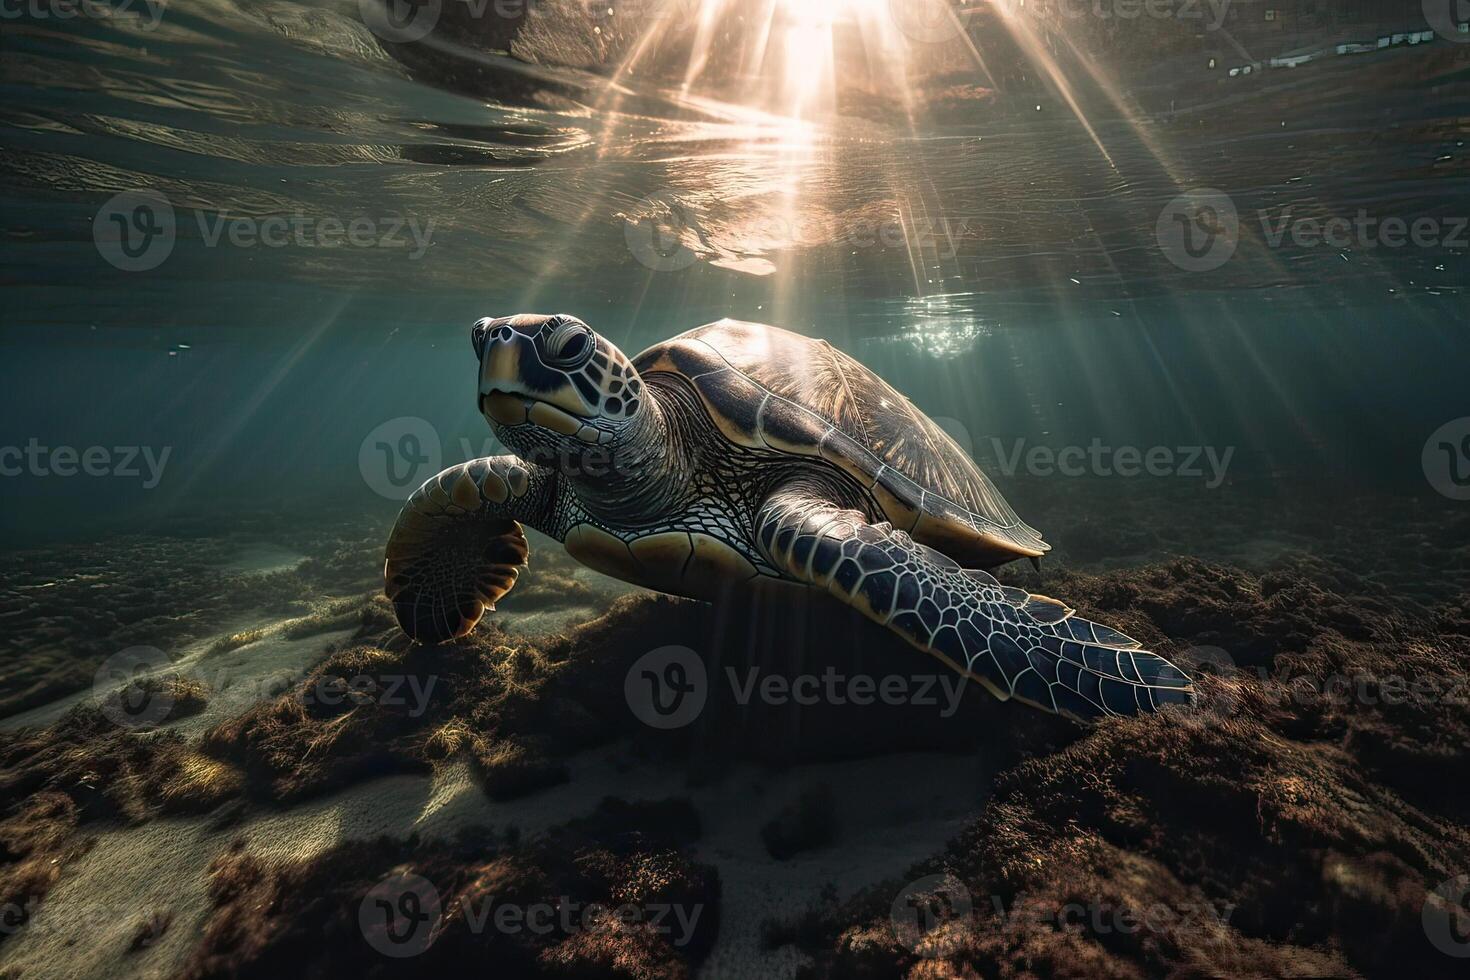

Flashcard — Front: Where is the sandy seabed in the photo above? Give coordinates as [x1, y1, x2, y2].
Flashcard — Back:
[1, 480, 1468, 979]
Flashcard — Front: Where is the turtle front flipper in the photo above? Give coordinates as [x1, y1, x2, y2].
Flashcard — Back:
[754, 485, 1194, 722]
[384, 457, 555, 644]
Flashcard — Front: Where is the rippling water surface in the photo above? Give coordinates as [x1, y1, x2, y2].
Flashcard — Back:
[3, 1, 1469, 538]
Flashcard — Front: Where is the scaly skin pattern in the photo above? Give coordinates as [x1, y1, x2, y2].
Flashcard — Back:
[387, 314, 1196, 719]
[507, 373, 862, 583]
[753, 484, 1195, 722]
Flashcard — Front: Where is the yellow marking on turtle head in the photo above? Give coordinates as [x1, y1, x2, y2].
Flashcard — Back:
[484, 392, 528, 425]
[528, 400, 583, 436]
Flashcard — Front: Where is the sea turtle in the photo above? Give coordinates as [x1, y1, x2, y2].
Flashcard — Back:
[383, 314, 1194, 721]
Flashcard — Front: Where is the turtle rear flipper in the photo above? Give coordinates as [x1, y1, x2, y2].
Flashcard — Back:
[755, 486, 1194, 722]
[384, 457, 551, 643]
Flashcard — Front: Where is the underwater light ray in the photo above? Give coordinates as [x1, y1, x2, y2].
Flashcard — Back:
[1194, 299, 1335, 481]
[1044, 30, 1186, 188]
[990, 1, 1115, 170]
[159, 293, 349, 509]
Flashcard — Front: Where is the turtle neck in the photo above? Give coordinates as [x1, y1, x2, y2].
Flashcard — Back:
[567, 379, 691, 527]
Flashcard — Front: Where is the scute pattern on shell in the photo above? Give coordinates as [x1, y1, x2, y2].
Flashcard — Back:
[633, 319, 1049, 563]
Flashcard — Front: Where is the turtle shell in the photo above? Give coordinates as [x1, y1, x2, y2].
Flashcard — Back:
[633, 319, 1049, 567]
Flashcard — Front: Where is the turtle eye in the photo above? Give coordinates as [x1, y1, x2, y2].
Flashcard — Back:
[545, 320, 595, 369]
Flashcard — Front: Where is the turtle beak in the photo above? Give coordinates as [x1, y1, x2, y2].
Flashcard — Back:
[477, 331, 597, 425]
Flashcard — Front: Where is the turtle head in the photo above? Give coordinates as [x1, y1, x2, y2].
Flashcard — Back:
[472, 314, 648, 467]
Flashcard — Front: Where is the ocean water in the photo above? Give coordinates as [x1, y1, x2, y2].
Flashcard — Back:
[4, 4, 1470, 978]
[4, 0, 1468, 546]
